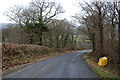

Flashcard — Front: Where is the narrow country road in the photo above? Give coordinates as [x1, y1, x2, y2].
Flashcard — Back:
[3, 50, 100, 79]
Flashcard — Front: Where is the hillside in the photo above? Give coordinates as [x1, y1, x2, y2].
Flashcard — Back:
[0, 23, 17, 29]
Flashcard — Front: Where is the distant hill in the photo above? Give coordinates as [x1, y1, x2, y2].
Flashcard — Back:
[0, 23, 18, 29]
[0, 23, 9, 29]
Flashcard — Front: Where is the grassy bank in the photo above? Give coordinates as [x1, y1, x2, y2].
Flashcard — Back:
[83, 52, 120, 79]
[2, 43, 77, 73]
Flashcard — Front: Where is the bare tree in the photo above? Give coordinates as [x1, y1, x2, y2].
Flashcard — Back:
[5, 0, 64, 45]
[74, 2, 107, 57]
[115, 2, 120, 75]
[74, 1, 119, 72]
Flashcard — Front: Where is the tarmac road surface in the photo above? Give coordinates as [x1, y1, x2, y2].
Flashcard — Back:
[3, 50, 100, 79]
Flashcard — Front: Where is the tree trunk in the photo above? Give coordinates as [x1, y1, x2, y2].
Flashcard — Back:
[118, 10, 120, 75]
[91, 34, 95, 52]
[56, 35, 60, 48]
[99, 26, 104, 57]
[39, 32, 43, 46]
[30, 35, 33, 44]
[98, 9, 104, 58]
[62, 34, 69, 48]
[49, 32, 53, 48]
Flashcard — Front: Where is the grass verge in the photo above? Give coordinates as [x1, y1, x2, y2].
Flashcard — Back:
[83, 52, 120, 79]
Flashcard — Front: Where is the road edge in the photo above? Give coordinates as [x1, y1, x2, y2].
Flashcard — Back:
[82, 52, 101, 79]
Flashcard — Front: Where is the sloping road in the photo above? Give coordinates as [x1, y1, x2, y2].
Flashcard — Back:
[3, 50, 100, 78]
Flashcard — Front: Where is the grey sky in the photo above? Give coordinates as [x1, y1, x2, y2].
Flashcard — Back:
[0, 0, 83, 23]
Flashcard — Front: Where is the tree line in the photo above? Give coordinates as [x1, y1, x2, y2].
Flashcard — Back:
[2, 0, 92, 50]
[73, 2, 119, 72]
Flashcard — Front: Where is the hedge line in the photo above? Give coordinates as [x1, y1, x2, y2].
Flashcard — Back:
[2, 43, 52, 70]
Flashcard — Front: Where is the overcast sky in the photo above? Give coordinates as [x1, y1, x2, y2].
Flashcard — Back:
[0, 0, 85, 23]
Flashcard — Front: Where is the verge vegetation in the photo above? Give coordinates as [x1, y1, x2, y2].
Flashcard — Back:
[2, 43, 83, 73]
[83, 52, 119, 79]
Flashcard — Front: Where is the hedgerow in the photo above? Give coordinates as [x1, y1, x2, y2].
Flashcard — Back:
[2, 43, 52, 70]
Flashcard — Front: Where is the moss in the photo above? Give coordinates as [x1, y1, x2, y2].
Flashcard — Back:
[83, 55, 89, 59]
